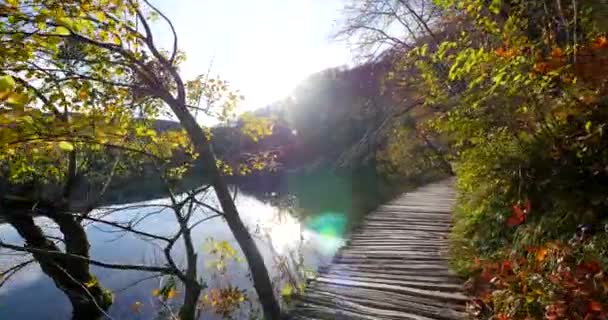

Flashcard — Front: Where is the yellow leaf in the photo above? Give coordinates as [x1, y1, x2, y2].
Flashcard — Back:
[0, 75, 16, 91]
[281, 284, 293, 296]
[57, 17, 73, 28]
[94, 12, 106, 22]
[152, 289, 160, 296]
[84, 277, 98, 288]
[54, 26, 71, 36]
[0, 91, 10, 100]
[525, 295, 536, 304]
[58, 141, 74, 151]
[166, 288, 177, 299]
[5, 92, 29, 105]
[78, 88, 89, 100]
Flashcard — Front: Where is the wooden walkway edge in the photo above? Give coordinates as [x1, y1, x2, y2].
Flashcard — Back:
[288, 179, 467, 320]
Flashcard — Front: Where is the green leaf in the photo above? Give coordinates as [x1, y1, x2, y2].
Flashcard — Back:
[58, 141, 74, 151]
[489, 0, 502, 14]
[0, 75, 16, 91]
[585, 121, 592, 133]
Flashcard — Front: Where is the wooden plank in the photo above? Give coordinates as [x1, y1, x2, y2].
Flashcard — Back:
[303, 291, 462, 320]
[289, 179, 466, 319]
[307, 282, 466, 311]
[311, 274, 463, 292]
[318, 269, 462, 284]
[319, 265, 459, 278]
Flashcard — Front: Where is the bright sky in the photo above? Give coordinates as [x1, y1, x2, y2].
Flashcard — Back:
[152, 0, 353, 111]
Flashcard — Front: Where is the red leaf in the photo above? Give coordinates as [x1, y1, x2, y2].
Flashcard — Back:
[497, 314, 509, 320]
[587, 261, 602, 274]
[512, 204, 525, 218]
[507, 203, 526, 226]
[589, 301, 602, 312]
[481, 269, 493, 281]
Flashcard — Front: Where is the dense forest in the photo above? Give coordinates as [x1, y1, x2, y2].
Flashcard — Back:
[1, 0, 608, 319]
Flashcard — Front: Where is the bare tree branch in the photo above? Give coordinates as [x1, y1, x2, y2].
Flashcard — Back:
[0, 241, 176, 274]
[74, 213, 172, 242]
[188, 214, 221, 231]
[141, 0, 179, 65]
[0, 259, 35, 287]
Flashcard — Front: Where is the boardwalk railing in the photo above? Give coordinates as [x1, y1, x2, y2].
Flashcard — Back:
[289, 179, 467, 320]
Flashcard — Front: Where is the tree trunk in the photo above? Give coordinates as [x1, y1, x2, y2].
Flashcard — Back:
[8, 214, 110, 320]
[180, 283, 202, 320]
[169, 102, 282, 319]
[178, 217, 202, 320]
[419, 133, 454, 176]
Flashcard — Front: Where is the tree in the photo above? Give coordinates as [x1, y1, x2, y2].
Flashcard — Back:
[336, 0, 441, 58]
[339, 0, 608, 317]
[0, 1, 281, 318]
[0, 59, 181, 319]
[0, 72, 187, 318]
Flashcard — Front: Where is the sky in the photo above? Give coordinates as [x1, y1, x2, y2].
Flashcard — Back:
[152, 0, 354, 112]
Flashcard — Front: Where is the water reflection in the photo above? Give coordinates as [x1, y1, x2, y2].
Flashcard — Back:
[0, 190, 344, 319]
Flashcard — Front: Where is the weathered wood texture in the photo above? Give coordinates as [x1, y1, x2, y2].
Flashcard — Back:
[289, 179, 466, 320]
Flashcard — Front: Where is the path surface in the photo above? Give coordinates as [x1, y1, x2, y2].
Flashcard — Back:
[289, 179, 467, 320]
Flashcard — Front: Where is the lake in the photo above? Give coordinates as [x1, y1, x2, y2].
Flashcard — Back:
[0, 169, 387, 319]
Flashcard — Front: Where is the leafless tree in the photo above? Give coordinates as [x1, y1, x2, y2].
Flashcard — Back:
[335, 0, 442, 59]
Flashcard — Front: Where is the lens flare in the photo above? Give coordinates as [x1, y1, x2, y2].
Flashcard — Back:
[306, 212, 347, 254]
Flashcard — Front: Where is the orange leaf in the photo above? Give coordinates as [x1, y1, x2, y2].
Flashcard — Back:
[551, 47, 564, 58]
[594, 36, 608, 49]
[505, 49, 517, 58]
[496, 47, 507, 57]
[497, 314, 509, 320]
[536, 248, 548, 262]
[534, 62, 550, 74]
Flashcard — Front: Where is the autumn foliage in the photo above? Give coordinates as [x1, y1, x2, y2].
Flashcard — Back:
[469, 239, 608, 320]
[394, 1, 608, 319]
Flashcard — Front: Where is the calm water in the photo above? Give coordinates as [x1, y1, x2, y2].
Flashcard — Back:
[0, 190, 347, 319]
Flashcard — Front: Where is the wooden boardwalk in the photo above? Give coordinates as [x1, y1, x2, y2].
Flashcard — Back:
[289, 179, 467, 320]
